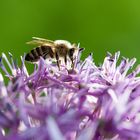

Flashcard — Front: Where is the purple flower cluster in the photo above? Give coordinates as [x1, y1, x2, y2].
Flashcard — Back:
[0, 51, 140, 140]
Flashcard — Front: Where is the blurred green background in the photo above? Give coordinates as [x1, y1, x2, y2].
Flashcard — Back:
[0, 0, 140, 64]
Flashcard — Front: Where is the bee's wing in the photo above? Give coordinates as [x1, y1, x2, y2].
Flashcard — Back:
[32, 37, 54, 43]
[27, 37, 55, 46]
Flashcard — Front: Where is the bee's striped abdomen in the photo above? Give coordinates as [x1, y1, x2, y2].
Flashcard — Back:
[25, 49, 38, 62]
[36, 47, 43, 56]
[25, 46, 54, 62]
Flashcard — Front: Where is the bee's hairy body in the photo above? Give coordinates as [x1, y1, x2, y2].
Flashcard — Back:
[25, 37, 83, 69]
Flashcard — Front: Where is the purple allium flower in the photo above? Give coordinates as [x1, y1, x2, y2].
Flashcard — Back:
[0, 50, 140, 140]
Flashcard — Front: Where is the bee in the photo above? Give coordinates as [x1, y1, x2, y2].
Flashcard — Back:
[25, 37, 84, 70]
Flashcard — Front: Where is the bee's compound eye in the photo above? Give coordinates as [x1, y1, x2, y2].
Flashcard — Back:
[69, 48, 75, 56]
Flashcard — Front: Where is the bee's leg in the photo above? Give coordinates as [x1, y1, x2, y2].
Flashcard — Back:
[68, 48, 75, 69]
[55, 52, 60, 70]
[71, 57, 74, 69]
[69, 56, 74, 69]
[64, 55, 67, 66]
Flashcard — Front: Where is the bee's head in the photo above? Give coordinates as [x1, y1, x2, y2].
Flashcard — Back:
[68, 44, 85, 63]
[69, 44, 85, 57]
